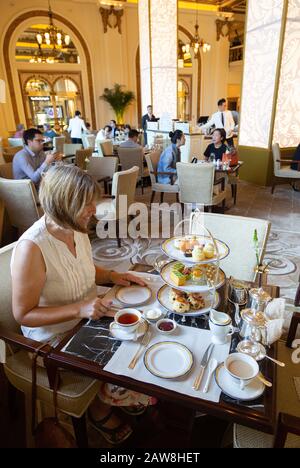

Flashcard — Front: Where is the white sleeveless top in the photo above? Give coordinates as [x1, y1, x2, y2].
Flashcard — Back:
[11, 216, 97, 343]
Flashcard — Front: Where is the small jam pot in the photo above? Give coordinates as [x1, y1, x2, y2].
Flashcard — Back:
[156, 319, 177, 334]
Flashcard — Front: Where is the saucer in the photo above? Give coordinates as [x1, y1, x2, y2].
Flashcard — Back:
[109, 319, 147, 341]
[214, 363, 265, 401]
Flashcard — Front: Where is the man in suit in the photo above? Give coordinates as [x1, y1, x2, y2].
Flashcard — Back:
[200, 98, 235, 146]
[110, 120, 118, 139]
[142, 105, 157, 146]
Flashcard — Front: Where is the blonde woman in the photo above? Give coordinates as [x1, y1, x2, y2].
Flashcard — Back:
[11, 165, 154, 445]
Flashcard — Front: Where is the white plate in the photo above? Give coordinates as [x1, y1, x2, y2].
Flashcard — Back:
[116, 285, 152, 306]
[161, 236, 229, 265]
[144, 341, 194, 379]
[157, 285, 220, 317]
[214, 363, 265, 401]
[109, 319, 147, 341]
[160, 261, 226, 293]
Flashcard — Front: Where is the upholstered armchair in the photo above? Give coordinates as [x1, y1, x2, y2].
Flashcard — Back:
[272, 143, 300, 193]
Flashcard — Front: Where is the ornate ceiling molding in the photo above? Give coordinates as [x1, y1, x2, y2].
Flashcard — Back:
[99, 6, 124, 34]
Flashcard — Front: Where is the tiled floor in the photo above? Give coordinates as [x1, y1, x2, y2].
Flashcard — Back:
[135, 179, 300, 233]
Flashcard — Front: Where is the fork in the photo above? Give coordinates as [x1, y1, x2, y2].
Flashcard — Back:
[128, 326, 151, 370]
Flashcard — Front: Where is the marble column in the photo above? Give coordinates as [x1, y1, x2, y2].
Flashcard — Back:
[138, 0, 178, 118]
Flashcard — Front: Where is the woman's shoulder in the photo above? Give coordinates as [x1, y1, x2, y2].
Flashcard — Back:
[18, 217, 47, 243]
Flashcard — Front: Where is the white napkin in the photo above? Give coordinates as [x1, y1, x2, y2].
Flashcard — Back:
[265, 298, 286, 345]
[104, 325, 231, 403]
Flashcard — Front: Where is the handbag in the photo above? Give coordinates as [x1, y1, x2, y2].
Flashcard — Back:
[222, 148, 239, 166]
[31, 343, 77, 448]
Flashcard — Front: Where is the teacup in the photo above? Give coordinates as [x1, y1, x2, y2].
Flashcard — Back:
[209, 310, 234, 345]
[113, 309, 142, 334]
[224, 353, 259, 390]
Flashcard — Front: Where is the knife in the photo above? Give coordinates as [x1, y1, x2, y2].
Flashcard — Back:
[193, 343, 214, 391]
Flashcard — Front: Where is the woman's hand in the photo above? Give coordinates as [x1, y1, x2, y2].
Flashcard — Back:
[110, 272, 146, 287]
[79, 298, 113, 320]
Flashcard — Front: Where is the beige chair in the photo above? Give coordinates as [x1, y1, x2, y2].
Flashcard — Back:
[96, 166, 139, 247]
[0, 164, 13, 243]
[63, 143, 82, 164]
[118, 146, 149, 194]
[53, 136, 65, 153]
[2, 146, 23, 163]
[0, 163, 13, 179]
[145, 150, 179, 204]
[0, 178, 41, 235]
[87, 156, 118, 193]
[95, 140, 104, 157]
[177, 162, 226, 213]
[82, 134, 96, 149]
[8, 137, 24, 147]
[272, 143, 300, 193]
[190, 212, 270, 282]
[75, 148, 93, 170]
[63, 143, 82, 156]
[0, 242, 100, 447]
[100, 140, 114, 157]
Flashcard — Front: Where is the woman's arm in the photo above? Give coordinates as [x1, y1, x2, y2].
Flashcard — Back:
[95, 266, 145, 287]
[12, 241, 112, 327]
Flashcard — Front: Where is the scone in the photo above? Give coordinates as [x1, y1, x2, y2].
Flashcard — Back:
[187, 293, 205, 310]
[169, 288, 186, 302]
[173, 297, 190, 313]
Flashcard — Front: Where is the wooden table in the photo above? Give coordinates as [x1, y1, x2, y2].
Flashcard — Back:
[215, 161, 244, 206]
[45, 264, 279, 440]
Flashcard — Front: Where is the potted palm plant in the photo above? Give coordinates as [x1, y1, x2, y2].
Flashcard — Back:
[100, 83, 135, 125]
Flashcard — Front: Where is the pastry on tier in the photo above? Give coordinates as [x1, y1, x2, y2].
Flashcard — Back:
[169, 288, 205, 313]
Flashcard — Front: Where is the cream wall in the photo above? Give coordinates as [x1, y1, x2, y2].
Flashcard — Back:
[0, 0, 240, 138]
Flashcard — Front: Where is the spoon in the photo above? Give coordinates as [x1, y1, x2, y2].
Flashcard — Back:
[203, 358, 218, 393]
[256, 373, 272, 388]
[256, 345, 285, 367]
[263, 355, 285, 367]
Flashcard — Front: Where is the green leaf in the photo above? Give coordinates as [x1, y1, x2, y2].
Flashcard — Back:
[100, 83, 135, 123]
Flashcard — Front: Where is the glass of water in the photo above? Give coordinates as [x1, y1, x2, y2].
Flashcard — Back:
[209, 153, 216, 163]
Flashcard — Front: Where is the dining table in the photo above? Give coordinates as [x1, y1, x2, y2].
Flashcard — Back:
[44, 262, 280, 446]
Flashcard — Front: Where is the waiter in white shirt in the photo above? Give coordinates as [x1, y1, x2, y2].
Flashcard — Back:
[200, 98, 235, 146]
[68, 110, 87, 144]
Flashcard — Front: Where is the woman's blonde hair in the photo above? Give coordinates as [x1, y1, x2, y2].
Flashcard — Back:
[39, 165, 101, 233]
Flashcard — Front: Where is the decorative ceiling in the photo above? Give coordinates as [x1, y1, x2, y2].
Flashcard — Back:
[184, 0, 246, 13]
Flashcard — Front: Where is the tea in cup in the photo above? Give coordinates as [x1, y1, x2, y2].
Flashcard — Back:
[209, 310, 234, 344]
[113, 309, 142, 334]
[224, 353, 259, 390]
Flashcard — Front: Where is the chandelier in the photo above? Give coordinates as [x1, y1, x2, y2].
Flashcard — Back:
[182, 21, 211, 58]
[35, 1, 70, 53]
[29, 44, 57, 64]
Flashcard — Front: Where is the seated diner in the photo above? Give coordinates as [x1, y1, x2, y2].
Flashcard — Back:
[10, 165, 156, 445]
[12, 128, 62, 189]
[204, 128, 228, 162]
[157, 129, 185, 184]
